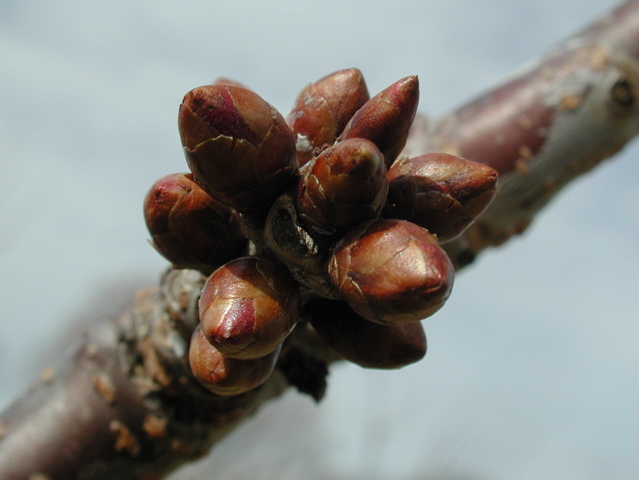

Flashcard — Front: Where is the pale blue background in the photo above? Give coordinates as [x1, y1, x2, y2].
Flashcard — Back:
[1, 1, 638, 479]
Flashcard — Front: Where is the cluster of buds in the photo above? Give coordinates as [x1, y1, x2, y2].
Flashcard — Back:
[143, 69, 498, 396]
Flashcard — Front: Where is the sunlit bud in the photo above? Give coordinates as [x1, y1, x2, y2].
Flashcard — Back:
[328, 219, 454, 325]
[189, 326, 280, 396]
[339, 75, 419, 167]
[297, 138, 388, 237]
[287, 68, 370, 166]
[308, 299, 427, 369]
[199, 257, 300, 360]
[178, 85, 298, 212]
[385, 153, 498, 242]
[143, 173, 246, 274]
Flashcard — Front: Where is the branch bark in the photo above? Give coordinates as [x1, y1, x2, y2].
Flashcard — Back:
[2, 1, 639, 479]
[404, 0, 639, 266]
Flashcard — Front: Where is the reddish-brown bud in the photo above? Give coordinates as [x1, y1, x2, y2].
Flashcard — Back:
[178, 85, 298, 212]
[199, 257, 300, 360]
[287, 69, 370, 166]
[340, 75, 419, 167]
[328, 219, 454, 325]
[308, 299, 427, 369]
[297, 138, 388, 237]
[385, 153, 498, 242]
[143, 173, 246, 274]
[189, 326, 280, 396]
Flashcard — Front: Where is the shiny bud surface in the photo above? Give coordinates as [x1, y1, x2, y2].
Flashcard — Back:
[189, 326, 280, 396]
[143, 173, 246, 274]
[328, 219, 454, 324]
[340, 75, 419, 167]
[179, 85, 298, 212]
[199, 257, 300, 360]
[385, 153, 498, 242]
[287, 69, 370, 166]
[297, 138, 388, 237]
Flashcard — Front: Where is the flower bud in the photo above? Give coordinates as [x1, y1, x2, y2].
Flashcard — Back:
[189, 326, 280, 396]
[199, 257, 300, 360]
[308, 299, 427, 369]
[179, 85, 298, 212]
[385, 153, 498, 242]
[328, 219, 454, 325]
[287, 69, 370, 166]
[143, 173, 246, 274]
[297, 138, 388, 237]
[340, 75, 419, 167]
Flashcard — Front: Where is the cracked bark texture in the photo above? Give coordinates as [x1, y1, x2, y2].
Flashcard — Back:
[2, 1, 639, 478]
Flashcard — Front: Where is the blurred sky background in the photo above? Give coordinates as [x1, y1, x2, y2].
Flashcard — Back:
[1, 1, 639, 479]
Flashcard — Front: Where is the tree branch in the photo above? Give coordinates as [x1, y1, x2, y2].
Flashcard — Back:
[404, 0, 639, 266]
[2, 1, 639, 479]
